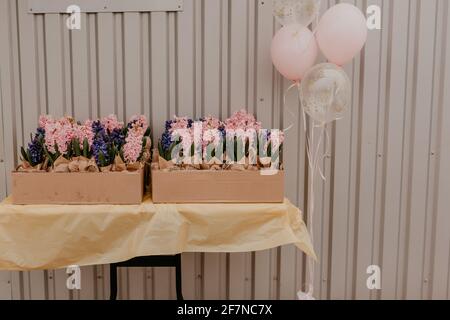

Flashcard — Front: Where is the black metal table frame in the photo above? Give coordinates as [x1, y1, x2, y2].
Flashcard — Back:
[109, 254, 183, 300]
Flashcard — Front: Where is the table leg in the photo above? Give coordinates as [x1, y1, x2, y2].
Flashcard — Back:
[175, 254, 184, 300]
[109, 263, 118, 300]
[108, 255, 183, 300]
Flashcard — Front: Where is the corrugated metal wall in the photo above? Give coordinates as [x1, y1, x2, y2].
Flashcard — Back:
[0, 0, 449, 300]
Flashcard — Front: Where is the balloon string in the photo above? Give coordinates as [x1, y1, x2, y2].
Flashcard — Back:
[304, 121, 326, 298]
[298, 84, 329, 299]
[294, 12, 321, 290]
[282, 81, 300, 133]
[298, 85, 327, 181]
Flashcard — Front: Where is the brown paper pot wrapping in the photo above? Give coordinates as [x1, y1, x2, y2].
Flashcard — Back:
[228, 164, 246, 171]
[52, 155, 70, 172]
[158, 156, 179, 171]
[68, 156, 81, 172]
[112, 155, 126, 172]
[99, 164, 112, 172]
[86, 157, 99, 172]
[126, 162, 141, 171]
[201, 156, 223, 170]
[16, 161, 43, 172]
[182, 161, 201, 170]
[258, 156, 272, 169]
[76, 156, 92, 172]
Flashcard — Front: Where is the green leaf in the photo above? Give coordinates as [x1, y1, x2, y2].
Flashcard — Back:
[98, 151, 106, 167]
[144, 127, 151, 137]
[43, 147, 54, 166]
[167, 142, 178, 161]
[26, 150, 32, 165]
[21, 147, 29, 163]
[267, 142, 272, 157]
[83, 138, 89, 158]
[271, 149, 279, 161]
[119, 148, 125, 162]
[73, 139, 81, 157]
[158, 140, 163, 159]
[205, 143, 214, 162]
[109, 145, 115, 162]
[119, 148, 124, 161]
[66, 142, 73, 159]
[233, 139, 238, 162]
[189, 143, 194, 158]
[236, 138, 245, 162]
[54, 143, 61, 159]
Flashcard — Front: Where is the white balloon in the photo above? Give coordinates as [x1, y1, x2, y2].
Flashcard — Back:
[273, 0, 321, 27]
[300, 63, 351, 124]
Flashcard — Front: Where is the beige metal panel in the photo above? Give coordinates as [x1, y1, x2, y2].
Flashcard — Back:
[44, 14, 65, 116]
[228, 252, 253, 300]
[203, 0, 222, 118]
[175, 0, 195, 118]
[370, 0, 390, 301]
[246, 0, 256, 115]
[422, 0, 448, 300]
[62, 13, 73, 116]
[181, 253, 202, 300]
[114, 13, 125, 121]
[34, 14, 47, 116]
[405, 0, 438, 299]
[329, 0, 357, 300]
[71, 13, 92, 121]
[203, 253, 227, 300]
[123, 12, 143, 118]
[0, 271, 11, 299]
[430, 0, 450, 300]
[353, 0, 384, 299]
[97, 13, 116, 116]
[0, 5, 22, 304]
[168, 12, 177, 118]
[0, 44, 5, 201]
[17, 0, 39, 139]
[87, 13, 99, 119]
[228, 0, 248, 113]
[0, 0, 22, 195]
[28, 0, 184, 13]
[0, 44, 10, 299]
[395, 0, 418, 300]
[193, 0, 202, 119]
[378, 0, 410, 300]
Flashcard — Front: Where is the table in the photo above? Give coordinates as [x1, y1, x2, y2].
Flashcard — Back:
[0, 195, 315, 298]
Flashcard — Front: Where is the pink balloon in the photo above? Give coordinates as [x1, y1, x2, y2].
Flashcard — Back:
[315, 3, 367, 66]
[271, 24, 318, 81]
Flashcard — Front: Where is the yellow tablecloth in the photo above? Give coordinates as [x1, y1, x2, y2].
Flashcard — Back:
[0, 196, 316, 270]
